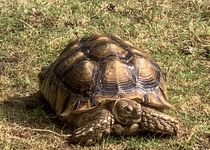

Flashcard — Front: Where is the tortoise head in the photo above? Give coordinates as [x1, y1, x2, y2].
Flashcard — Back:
[112, 99, 142, 124]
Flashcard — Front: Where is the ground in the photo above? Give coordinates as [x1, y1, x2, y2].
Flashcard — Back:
[0, 0, 210, 149]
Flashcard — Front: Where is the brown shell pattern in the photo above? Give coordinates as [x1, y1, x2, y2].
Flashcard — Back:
[39, 34, 171, 116]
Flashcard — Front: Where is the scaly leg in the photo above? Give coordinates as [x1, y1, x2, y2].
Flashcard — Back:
[69, 108, 114, 146]
[139, 106, 180, 135]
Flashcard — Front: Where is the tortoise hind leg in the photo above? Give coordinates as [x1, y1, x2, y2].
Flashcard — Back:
[69, 108, 114, 146]
[139, 106, 180, 135]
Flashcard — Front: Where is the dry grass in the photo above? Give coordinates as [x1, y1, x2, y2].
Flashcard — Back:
[0, 0, 210, 149]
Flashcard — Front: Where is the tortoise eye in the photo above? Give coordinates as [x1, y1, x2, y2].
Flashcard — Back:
[124, 105, 133, 113]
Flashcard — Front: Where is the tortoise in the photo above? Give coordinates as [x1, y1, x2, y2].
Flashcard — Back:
[38, 34, 180, 146]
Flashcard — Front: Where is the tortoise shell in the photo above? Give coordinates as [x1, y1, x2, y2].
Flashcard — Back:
[38, 34, 171, 117]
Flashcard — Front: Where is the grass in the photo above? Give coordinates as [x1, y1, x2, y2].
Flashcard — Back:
[0, 0, 209, 149]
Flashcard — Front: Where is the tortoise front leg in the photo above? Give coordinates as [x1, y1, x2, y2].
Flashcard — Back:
[69, 108, 114, 146]
[113, 107, 179, 136]
[139, 106, 180, 135]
